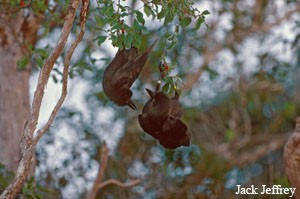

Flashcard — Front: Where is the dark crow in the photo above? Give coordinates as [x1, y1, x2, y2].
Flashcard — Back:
[158, 119, 190, 149]
[139, 88, 191, 149]
[102, 41, 156, 110]
[162, 91, 183, 132]
[138, 88, 172, 138]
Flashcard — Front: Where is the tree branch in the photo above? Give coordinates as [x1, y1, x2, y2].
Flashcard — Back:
[85, 144, 109, 199]
[85, 144, 141, 199]
[98, 179, 141, 189]
[284, 117, 300, 198]
[0, 1, 88, 198]
[34, 0, 89, 143]
[25, 0, 81, 142]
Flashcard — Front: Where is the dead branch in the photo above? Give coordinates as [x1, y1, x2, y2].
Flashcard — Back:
[98, 179, 141, 189]
[284, 117, 300, 198]
[85, 144, 141, 199]
[85, 144, 109, 199]
[0, 1, 89, 198]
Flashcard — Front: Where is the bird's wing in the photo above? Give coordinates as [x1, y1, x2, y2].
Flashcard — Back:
[138, 114, 161, 139]
[110, 60, 134, 87]
[158, 119, 190, 149]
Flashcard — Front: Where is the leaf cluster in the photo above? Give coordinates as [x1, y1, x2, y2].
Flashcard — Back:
[94, 0, 147, 49]
[94, 0, 209, 50]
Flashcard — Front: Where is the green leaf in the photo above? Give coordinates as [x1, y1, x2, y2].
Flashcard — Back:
[162, 83, 171, 93]
[164, 10, 174, 25]
[35, 56, 44, 67]
[34, 49, 48, 59]
[164, 76, 172, 83]
[180, 17, 192, 27]
[115, 34, 124, 48]
[111, 22, 122, 30]
[17, 56, 29, 70]
[124, 34, 133, 49]
[105, 5, 114, 17]
[144, 5, 152, 17]
[95, 16, 105, 27]
[96, 36, 107, 46]
[111, 35, 118, 46]
[133, 34, 142, 48]
[157, 8, 167, 19]
[193, 16, 204, 31]
[202, 10, 210, 15]
[52, 75, 58, 83]
[133, 20, 147, 32]
[135, 10, 145, 24]
[120, 12, 129, 17]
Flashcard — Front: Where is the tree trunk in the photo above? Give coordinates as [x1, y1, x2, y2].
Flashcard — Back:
[0, 9, 42, 172]
[284, 117, 300, 198]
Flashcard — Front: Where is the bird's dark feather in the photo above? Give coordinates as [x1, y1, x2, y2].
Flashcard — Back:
[102, 42, 155, 109]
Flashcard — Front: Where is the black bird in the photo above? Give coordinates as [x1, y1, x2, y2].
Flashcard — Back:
[158, 119, 190, 149]
[138, 88, 191, 149]
[162, 91, 183, 132]
[170, 91, 183, 118]
[138, 88, 171, 139]
[159, 91, 191, 149]
[102, 41, 156, 110]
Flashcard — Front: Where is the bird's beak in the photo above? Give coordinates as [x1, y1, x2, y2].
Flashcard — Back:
[146, 88, 154, 98]
[128, 101, 137, 110]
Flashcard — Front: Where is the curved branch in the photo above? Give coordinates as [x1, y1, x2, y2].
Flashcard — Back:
[98, 179, 141, 189]
[85, 144, 141, 199]
[85, 144, 109, 199]
[34, 0, 90, 142]
[0, 1, 88, 198]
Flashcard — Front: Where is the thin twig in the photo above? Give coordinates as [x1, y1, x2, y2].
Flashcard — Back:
[98, 179, 141, 189]
[85, 144, 141, 199]
[85, 144, 109, 199]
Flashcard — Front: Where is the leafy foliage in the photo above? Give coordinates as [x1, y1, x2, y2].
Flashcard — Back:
[0, 163, 50, 198]
[94, 0, 208, 49]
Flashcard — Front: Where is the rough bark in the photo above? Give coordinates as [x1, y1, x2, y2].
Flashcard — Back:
[0, 8, 42, 172]
[284, 117, 300, 198]
[0, 0, 89, 198]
